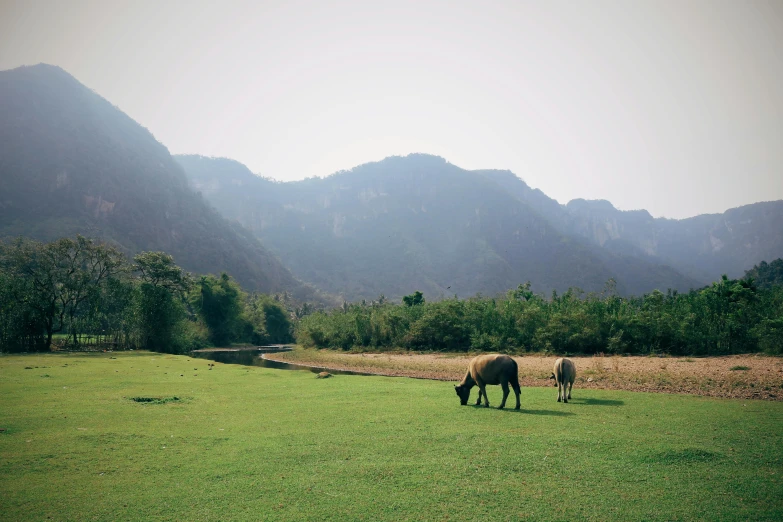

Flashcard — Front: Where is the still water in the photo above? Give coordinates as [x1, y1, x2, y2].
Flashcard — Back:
[191, 347, 371, 376]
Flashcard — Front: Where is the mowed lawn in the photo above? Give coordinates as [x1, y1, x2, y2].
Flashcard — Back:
[1, 352, 781, 521]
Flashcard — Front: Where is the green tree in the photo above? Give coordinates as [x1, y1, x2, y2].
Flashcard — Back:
[1, 236, 126, 350]
[744, 259, 783, 290]
[0, 261, 44, 351]
[133, 251, 194, 353]
[134, 251, 191, 294]
[246, 293, 293, 344]
[194, 273, 246, 346]
[402, 291, 425, 307]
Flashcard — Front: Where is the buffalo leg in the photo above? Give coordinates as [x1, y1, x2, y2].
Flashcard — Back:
[499, 382, 509, 409]
[479, 385, 490, 407]
[567, 381, 573, 400]
[512, 382, 521, 409]
[557, 381, 563, 402]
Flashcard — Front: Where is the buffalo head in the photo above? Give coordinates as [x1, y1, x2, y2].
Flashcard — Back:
[454, 384, 471, 405]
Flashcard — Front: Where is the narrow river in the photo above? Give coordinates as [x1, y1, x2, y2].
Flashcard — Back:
[191, 346, 372, 376]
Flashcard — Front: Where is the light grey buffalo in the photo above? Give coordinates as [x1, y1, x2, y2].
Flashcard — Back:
[454, 354, 521, 409]
[550, 357, 576, 403]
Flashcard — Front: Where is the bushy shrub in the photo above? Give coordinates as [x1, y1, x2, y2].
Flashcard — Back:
[404, 300, 470, 350]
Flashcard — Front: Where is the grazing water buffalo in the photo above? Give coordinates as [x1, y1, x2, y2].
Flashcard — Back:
[454, 354, 521, 409]
[550, 357, 576, 403]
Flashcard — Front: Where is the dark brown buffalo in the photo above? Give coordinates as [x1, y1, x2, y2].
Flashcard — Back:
[454, 354, 521, 409]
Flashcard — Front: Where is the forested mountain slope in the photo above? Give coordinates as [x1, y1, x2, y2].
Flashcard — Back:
[0, 64, 320, 300]
[177, 154, 699, 301]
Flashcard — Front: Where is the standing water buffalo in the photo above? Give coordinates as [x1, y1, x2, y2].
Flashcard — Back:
[454, 354, 521, 409]
[550, 357, 576, 403]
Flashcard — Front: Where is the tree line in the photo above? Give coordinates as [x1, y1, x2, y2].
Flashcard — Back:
[0, 236, 292, 353]
[295, 277, 783, 356]
[3, 235, 782, 356]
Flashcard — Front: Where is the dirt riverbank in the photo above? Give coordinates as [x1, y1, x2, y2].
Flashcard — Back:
[267, 349, 783, 401]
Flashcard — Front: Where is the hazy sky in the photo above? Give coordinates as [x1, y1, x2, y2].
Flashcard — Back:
[1, 0, 781, 218]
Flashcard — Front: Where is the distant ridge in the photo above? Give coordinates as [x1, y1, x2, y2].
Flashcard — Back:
[479, 169, 783, 283]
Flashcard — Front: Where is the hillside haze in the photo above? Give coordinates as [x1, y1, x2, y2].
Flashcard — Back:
[177, 154, 701, 301]
[0, 64, 320, 300]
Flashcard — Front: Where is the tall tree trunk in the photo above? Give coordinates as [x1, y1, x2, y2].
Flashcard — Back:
[45, 320, 53, 351]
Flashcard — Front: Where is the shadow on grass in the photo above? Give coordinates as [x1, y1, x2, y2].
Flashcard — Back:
[569, 397, 624, 407]
[470, 405, 575, 416]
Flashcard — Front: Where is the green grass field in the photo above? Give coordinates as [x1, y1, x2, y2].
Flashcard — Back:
[1, 352, 781, 521]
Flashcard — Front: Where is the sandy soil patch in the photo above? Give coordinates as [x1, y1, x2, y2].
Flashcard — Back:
[268, 349, 783, 401]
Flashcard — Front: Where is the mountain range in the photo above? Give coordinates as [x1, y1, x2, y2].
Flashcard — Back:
[177, 154, 713, 301]
[176, 153, 783, 300]
[2, 64, 781, 303]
